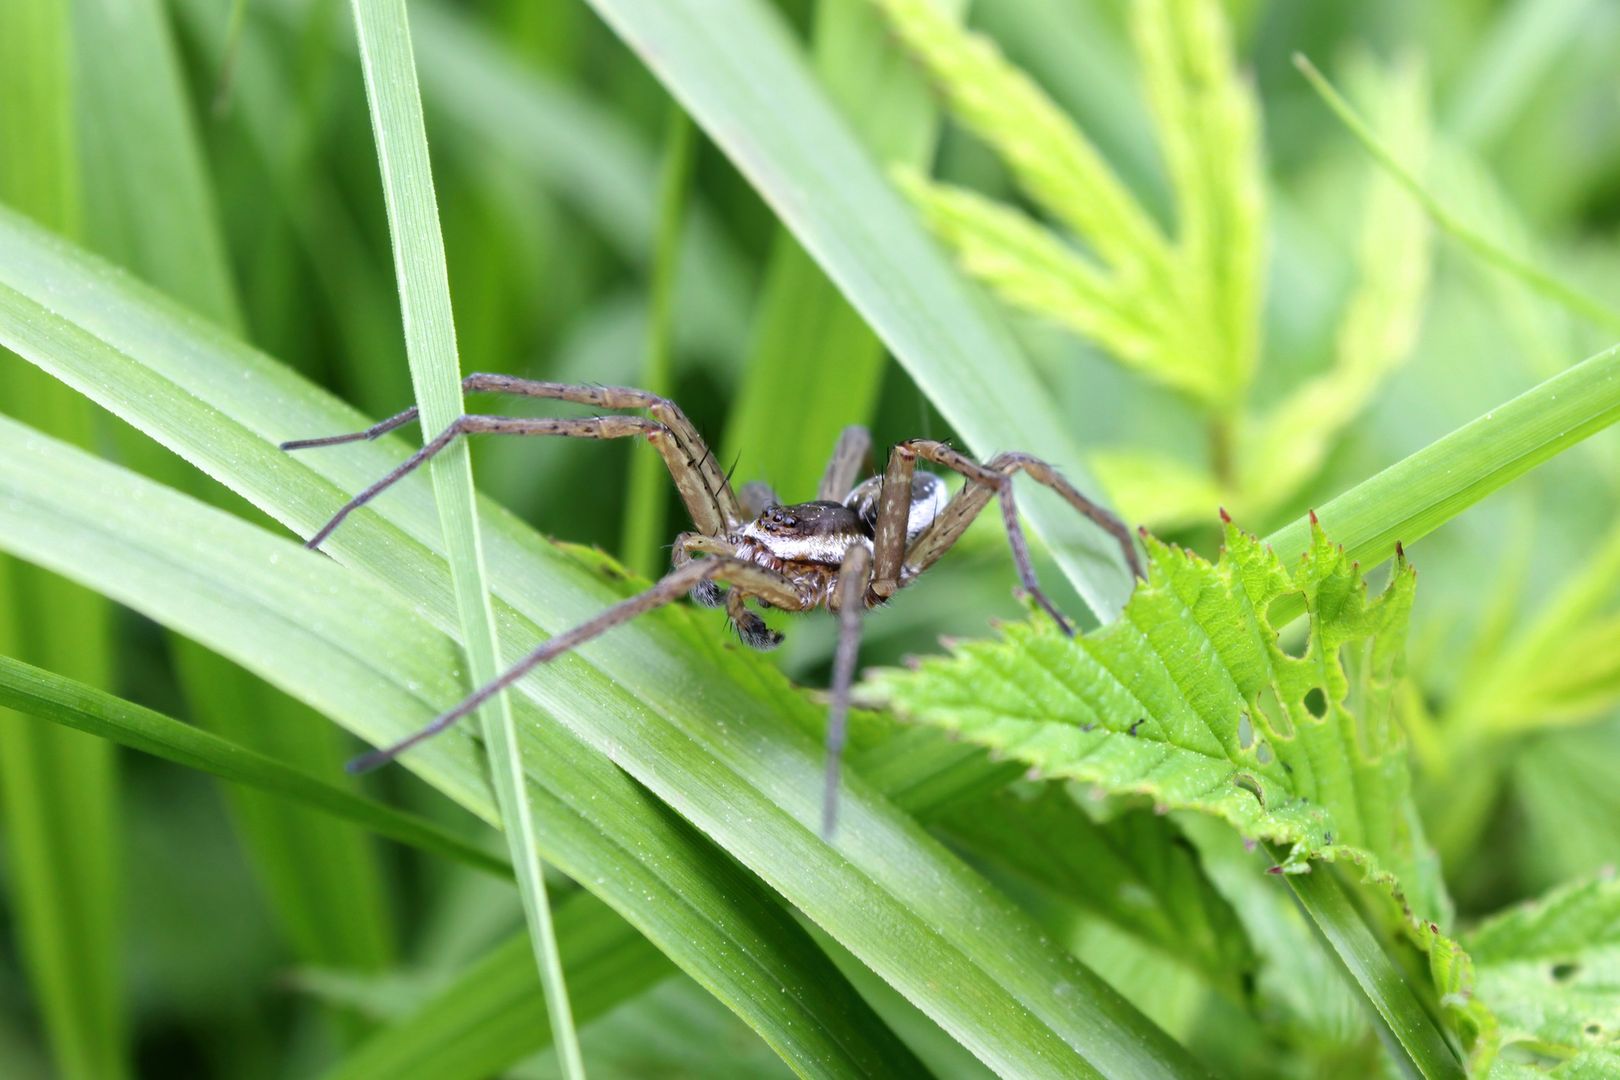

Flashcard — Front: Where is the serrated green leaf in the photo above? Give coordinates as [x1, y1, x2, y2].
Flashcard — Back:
[1467, 876, 1620, 1063]
[870, 519, 1425, 881]
[869, 517, 1487, 1068]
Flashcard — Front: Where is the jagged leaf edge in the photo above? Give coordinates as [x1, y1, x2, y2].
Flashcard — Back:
[865, 518, 1496, 1061]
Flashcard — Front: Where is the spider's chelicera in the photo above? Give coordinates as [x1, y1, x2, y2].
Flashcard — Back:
[282, 375, 1143, 835]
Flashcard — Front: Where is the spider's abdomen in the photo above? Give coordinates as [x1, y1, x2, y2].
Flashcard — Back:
[843, 472, 949, 543]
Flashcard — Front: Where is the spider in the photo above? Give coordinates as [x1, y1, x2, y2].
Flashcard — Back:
[283, 374, 1143, 835]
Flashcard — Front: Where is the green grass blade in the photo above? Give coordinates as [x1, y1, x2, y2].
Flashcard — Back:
[1293, 53, 1620, 337]
[1265, 342, 1620, 619]
[620, 105, 693, 579]
[0, 655, 508, 879]
[0, 1, 123, 1075]
[584, 0, 1139, 619]
[1275, 852, 1463, 1080]
[326, 895, 674, 1080]
[720, 0, 961, 499]
[344, 0, 582, 1072]
[0, 206, 1201, 1077]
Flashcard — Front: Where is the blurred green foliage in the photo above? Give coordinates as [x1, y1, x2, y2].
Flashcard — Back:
[4, 0, 1620, 1076]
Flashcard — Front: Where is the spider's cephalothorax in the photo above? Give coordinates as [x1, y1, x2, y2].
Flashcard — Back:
[281, 375, 1142, 835]
[706, 473, 949, 622]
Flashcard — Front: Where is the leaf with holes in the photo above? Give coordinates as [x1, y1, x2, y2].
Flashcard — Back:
[867, 517, 1495, 1059]
[1466, 875, 1620, 1066]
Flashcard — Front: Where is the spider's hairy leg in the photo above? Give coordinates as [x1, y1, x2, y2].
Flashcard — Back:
[277, 373, 585, 451]
[898, 442, 1143, 635]
[818, 425, 872, 502]
[297, 414, 661, 550]
[868, 443, 917, 601]
[459, 376, 744, 534]
[283, 376, 742, 544]
[347, 555, 808, 774]
[822, 542, 872, 838]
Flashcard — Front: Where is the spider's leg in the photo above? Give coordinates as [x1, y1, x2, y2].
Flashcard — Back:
[281, 404, 422, 450]
[822, 542, 872, 838]
[897, 442, 1142, 635]
[346, 556, 809, 773]
[457, 376, 743, 535]
[817, 425, 872, 502]
[300, 414, 662, 550]
[868, 443, 917, 600]
[284, 376, 742, 540]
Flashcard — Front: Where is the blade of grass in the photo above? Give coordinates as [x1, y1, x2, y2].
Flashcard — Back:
[1265, 341, 1620, 620]
[0, 2, 123, 1076]
[76, 0, 398, 983]
[620, 105, 694, 579]
[720, 0, 964, 500]
[1271, 849, 1462, 1080]
[1293, 52, 1620, 337]
[344, 0, 582, 1073]
[325, 896, 674, 1080]
[0, 405, 925, 1077]
[0, 206, 1200, 1078]
[584, 0, 1138, 619]
[0, 655, 508, 879]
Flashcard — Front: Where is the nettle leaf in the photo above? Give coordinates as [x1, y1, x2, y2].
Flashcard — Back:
[1467, 875, 1620, 1066]
[871, 519, 1414, 874]
[868, 518, 1496, 1053]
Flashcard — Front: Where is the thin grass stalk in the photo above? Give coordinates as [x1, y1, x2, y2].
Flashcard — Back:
[345, 0, 584, 1073]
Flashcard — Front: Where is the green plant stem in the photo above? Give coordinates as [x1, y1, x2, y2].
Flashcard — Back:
[1294, 52, 1620, 336]
[345, 1, 583, 1075]
[620, 104, 694, 579]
